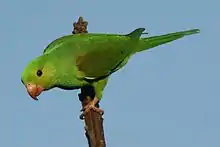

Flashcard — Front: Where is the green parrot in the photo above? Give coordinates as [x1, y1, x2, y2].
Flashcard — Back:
[21, 28, 200, 114]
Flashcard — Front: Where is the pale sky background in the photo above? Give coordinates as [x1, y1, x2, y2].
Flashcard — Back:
[0, 0, 219, 147]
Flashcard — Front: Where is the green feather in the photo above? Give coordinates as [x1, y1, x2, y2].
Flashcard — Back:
[21, 28, 200, 100]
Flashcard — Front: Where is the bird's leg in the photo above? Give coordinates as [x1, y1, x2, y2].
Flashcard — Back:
[81, 97, 104, 115]
[81, 78, 108, 116]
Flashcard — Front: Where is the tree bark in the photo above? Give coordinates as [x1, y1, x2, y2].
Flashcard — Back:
[72, 17, 106, 147]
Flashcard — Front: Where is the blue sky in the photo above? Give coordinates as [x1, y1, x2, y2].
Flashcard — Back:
[0, 0, 219, 146]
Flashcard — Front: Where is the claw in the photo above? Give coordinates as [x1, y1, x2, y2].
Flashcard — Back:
[81, 97, 104, 115]
[83, 102, 104, 115]
[79, 113, 85, 120]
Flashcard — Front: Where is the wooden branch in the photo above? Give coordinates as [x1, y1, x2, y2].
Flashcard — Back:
[72, 16, 88, 34]
[72, 17, 106, 147]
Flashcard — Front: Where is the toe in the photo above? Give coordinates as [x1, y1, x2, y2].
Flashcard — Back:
[91, 106, 104, 114]
[81, 103, 91, 112]
[84, 106, 92, 114]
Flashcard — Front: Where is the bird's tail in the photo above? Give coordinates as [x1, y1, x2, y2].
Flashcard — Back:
[135, 29, 200, 53]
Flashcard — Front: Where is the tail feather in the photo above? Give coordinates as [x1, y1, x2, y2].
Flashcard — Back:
[136, 29, 200, 52]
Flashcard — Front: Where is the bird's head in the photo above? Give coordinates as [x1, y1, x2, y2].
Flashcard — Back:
[21, 55, 56, 100]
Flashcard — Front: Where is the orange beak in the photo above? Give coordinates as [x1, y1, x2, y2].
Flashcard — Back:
[26, 83, 44, 100]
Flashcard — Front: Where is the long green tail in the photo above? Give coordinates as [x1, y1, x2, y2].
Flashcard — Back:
[136, 29, 200, 52]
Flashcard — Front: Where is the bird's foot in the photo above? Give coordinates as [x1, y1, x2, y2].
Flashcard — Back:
[81, 97, 104, 115]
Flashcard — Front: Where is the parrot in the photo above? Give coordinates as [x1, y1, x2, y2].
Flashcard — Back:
[21, 28, 200, 114]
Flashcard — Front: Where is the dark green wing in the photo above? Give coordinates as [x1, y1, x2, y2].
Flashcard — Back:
[75, 28, 145, 80]
[75, 44, 128, 80]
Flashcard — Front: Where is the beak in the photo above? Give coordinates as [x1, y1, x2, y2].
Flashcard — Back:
[25, 83, 44, 100]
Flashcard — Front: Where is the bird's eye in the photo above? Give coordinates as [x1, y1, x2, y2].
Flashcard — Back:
[36, 70, 43, 77]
